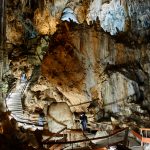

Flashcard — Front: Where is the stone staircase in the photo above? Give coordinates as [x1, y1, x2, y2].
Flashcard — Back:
[6, 81, 43, 130]
[6, 82, 25, 120]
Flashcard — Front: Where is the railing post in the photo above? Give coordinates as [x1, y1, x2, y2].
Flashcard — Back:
[70, 132, 71, 146]
[123, 127, 129, 146]
[108, 136, 109, 148]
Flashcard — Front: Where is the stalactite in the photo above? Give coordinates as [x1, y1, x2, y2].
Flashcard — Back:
[38, 0, 45, 14]
[29, 0, 31, 8]
[50, 0, 54, 5]
[20, 0, 28, 12]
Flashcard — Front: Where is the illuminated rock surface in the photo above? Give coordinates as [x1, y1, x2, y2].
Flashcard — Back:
[1, 0, 150, 149]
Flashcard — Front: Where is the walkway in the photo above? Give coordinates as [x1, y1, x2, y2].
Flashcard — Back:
[6, 82, 25, 121]
[6, 81, 43, 130]
[43, 128, 129, 149]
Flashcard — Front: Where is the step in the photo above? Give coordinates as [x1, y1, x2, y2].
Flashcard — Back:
[8, 105, 22, 108]
[8, 101, 22, 104]
[7, 104, 22, 107]
[10, 110, 23, 113]
[12, 109, 23, 112]
[13, 114, 24, 117]
[9, 109, 22, 111]
[9, 107, 23, 112]
[7, 104, 22, 106]
[8, 107, 22, 110]
[8, 108, 22, 110]
[11, 101, 22, 103]
[11, 110, 23, 112]
[7, 99, 21, 102]
[10, 93, 20, 96]
[12, 113, 24, 116]
[7, 98, 21, 101]
[15, 115, 25, 118]
[10, 102, 22, 105]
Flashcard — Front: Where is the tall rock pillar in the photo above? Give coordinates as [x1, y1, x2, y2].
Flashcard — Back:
[0, 0, 7, 112]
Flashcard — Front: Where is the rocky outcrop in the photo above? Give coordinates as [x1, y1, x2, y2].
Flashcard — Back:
[6, 0, 150, 44]
[87, 0, 150, 38]
[102, 72, 139, 113]
[4, 0, 150, 136]
[47, 102, 74, 132]
[40, 22, 149, 112]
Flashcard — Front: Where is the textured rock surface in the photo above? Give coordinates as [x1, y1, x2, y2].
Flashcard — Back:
[102, 72, 138, 113]
[6, 0, 150, 43]
[4, 0, 150, 139]
[87, 0, 128, 35]
[87, 0, 150, 36]
[47, 102, 74, 132]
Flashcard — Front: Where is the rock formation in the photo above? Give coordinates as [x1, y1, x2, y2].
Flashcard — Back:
[0, 0, 150, 149]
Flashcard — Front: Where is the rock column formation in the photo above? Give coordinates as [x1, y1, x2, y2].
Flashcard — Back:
[0, 0, 7, 112]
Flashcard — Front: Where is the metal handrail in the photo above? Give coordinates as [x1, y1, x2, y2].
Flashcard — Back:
[43, 126, 67, 143]
[131, 129, 150, 146]
[11, 112, 41, 124]
[11, 113, 45, 126]
[43, 127, 129, 145]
